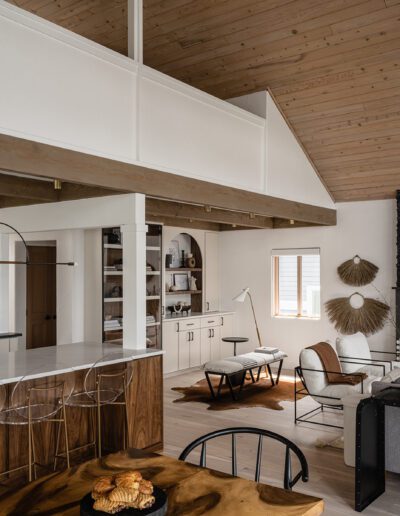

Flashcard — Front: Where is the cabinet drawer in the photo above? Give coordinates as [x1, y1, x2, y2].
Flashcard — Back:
[201, 317, 220, 329]
[177, 319, 201, 332]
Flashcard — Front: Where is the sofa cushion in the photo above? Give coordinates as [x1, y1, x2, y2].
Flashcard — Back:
[337, 333, 371, 373]
[314, 375, 378, 406]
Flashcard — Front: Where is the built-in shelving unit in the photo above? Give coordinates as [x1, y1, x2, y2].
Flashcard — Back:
[146, 224, 163, 350]
[164, 233, 203, 315]
[102, 227, 123, 343]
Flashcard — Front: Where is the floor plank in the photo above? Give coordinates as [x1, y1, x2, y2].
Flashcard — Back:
[163, 369, 400, 516]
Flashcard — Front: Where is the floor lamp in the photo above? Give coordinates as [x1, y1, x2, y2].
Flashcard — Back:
[233, 287, 262, 348]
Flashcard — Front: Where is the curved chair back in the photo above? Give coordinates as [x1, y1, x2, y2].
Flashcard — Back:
[83, 351, 133, 405]
[179, 426, 308, 490]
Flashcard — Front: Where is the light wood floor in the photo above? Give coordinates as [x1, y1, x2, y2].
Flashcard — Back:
[163, 369, 400, 516]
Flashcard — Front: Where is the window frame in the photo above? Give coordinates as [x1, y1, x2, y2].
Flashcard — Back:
[272, 254, 320, 319]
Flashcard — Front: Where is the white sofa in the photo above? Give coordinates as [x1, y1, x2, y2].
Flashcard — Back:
[336, 332, 392, 377]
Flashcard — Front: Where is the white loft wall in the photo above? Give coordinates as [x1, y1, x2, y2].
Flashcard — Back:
[0, 2, 266, 195]
[0, 3, 136, 162]
[219, 200, 396, 369]
[228, 91, 334, 209]
[139, 69, 265, 191]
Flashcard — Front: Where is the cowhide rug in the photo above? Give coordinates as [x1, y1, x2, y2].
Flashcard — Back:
[172, 376, 305, 411]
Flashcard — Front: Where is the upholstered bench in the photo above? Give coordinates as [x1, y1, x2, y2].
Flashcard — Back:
[204, 350, 287, 401]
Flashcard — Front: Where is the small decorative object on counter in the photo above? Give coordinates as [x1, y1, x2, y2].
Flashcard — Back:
[181, 303, 191, 316]
[173, 303, 183, 314]
[189, 276, 197, 291]
[180, 250, 185, 268]
[186, 253, 196, 268]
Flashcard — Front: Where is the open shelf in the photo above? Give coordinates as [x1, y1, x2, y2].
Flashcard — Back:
[166, 290, 202, 295]
[104, 297, 123, 303]
[146, 270, 161, 275]
[104, 270, 123, 276]
[104, 243, 122, 249]
[146, 246, 161, 251]
[166, 268, 202, 272]
[146, 295, 161, 300]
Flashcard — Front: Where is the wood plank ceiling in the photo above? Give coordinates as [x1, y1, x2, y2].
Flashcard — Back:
[6, 0, 400, 202]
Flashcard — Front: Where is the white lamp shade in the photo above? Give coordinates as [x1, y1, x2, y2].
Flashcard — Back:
[232, 287, 249, 303]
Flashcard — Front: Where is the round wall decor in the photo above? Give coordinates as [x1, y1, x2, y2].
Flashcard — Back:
[337, 255, 378, 286]
[325, 292, 389, 336]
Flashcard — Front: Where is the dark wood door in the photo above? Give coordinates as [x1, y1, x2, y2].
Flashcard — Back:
[26, 246, 57, 349]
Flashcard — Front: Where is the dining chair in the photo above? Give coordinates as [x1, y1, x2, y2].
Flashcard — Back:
[179, 426, 309, 490]
[0, 371, 73, 482]
[62, 351, 132, 461]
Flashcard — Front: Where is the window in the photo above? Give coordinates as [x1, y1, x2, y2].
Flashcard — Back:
[272, 249, 320, 318]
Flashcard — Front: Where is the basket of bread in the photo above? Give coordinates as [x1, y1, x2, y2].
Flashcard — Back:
[80, 470, 167, 516]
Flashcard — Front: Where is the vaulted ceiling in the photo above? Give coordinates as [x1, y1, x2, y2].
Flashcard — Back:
[7, 0, 400, 202]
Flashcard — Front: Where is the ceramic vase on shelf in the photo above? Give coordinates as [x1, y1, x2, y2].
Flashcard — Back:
[189, 276, 197, 291]
[186, 253, 196, 268]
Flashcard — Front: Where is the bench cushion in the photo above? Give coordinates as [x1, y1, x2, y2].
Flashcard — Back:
[204, 351, 286, 374]
[203, 359, 244, 374]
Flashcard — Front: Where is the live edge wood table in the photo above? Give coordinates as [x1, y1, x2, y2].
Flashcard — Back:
[0, 449, 324, 516]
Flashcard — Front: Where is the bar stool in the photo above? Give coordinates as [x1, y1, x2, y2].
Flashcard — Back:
[61, 352, 132, 461]
[0, 373, 71, 482]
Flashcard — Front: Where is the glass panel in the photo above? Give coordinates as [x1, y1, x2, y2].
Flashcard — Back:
[301, 255, 321, 317]
[277, 255, 298, 316]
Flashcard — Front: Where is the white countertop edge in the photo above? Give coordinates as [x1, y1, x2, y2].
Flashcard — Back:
[0, 344, 164, 385]
[163, 311, 234, 322]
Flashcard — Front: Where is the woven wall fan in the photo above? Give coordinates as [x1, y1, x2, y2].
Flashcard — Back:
[325, 292, 389, 336]
[337, 255, 378, 286]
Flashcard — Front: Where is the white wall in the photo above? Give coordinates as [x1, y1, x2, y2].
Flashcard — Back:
[228, 91, 334, 209]
[10, 231, 84, 348]
[220, 200, 396, 368]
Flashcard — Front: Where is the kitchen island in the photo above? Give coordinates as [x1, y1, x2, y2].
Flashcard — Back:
[0, 342, 164, 482]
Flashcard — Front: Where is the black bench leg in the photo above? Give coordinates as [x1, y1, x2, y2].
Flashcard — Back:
[275, 360, 283, 385]
[226, 374, 238, 401]
[205, 372, 217, 400]
[256, 366, 262, 382]
[267, 364, 275, 387]
[249, 368, 256, 383]
[216, 375, 224, 398]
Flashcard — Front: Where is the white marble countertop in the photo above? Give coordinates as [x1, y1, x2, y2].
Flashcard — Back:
[0, 342, 164, 385]
[164, 310, 234, 322]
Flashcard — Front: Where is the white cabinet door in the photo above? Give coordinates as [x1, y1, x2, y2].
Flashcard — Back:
[200, 327, 211, 364]
[163, 321, 179, 373]
[189, 329, 201, 368]
[178, 330, 190, 370]
[210, 326, 221, 361]
[220, 314, 235, 358]
[205, 232, 219, 312]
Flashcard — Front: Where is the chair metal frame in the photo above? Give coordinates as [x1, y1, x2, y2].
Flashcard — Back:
[0, 381, 69, 482]
[294, 361, 380, 430]
[61, 365, 130, 462]
[179, 426, 308, 490]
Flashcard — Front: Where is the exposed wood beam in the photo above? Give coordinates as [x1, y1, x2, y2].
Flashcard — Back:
[146, 215, 222, 232]
[0, 173, 57, 201]
[146, 198, 274, 229]
[58, 183, 122, 201]
[0, 196, 48, 209]
[273, 218, 319, 229]
[0, 134, 336, 226]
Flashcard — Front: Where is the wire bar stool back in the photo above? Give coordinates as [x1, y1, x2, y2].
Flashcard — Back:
[179, 426, 309, 490]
